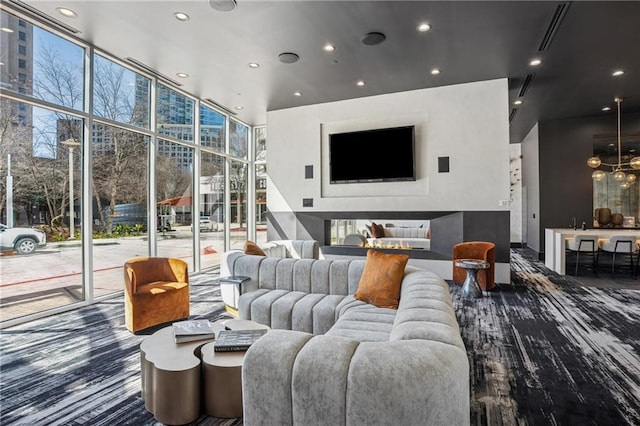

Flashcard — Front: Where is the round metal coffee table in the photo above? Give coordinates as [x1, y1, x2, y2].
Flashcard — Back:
[455, 258, 490, 298]
[201, 319, 270, 418]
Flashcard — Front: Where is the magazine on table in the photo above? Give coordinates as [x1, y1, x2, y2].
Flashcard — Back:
[173, 319, 217, 343]
[214, 329, 267, 352]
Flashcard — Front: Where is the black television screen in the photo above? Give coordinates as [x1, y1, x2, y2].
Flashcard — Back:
[329, 125, 416, 183]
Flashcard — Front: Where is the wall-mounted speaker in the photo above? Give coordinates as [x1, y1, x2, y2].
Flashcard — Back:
[438, 156, 450, 173]
[305, 165, 313, 179]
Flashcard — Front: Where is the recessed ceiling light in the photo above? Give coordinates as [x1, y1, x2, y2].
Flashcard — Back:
[430, 68, 440, 75]
[248, 62, 260, 69]
[1, 27, 14, 33]
[529, 58, 542, 66]
[56, 7, 77, 18]
[323, 44, 335, 53]
[293, 92, 302, 97]
[612, 70, 625, 76]
[176, 72, 189, 78]
[602, 106, 611, 111]
[417, 23, 431, 32]
[234, 105, 244, 110]
[356, 80, 366, 86]
[174, 12, 190, 21]
[514, 100, 523, 105]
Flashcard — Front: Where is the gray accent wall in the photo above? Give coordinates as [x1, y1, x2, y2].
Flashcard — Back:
[536, 111, 640, 255]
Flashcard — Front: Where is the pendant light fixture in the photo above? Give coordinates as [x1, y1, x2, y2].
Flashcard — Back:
[587, 97, 639, 188]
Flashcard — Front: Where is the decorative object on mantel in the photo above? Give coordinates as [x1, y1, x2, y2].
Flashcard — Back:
[361, 241, 414, 250]
[587, 97, 640, 188]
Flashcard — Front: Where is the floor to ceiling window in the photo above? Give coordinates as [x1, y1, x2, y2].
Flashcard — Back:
[0, 5, 262, 327]
[254, 126, 267, 245]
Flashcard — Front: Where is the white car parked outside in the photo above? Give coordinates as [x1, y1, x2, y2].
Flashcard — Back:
[0, 223, 47, 254]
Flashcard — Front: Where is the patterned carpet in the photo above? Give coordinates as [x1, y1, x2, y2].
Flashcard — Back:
[453, 248, 640, 425]
[1, 251, 639, 425]
[0, 271, 239, 426]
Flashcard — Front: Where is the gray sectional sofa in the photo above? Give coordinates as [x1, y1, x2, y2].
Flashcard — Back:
[224, 251, 469, 426]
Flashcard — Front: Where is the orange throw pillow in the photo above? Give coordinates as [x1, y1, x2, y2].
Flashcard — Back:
[354, 249, 409, 309]
[244, 240, 266, 256]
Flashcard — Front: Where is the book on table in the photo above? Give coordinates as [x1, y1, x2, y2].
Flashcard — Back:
[173, 319, 217, 343]
[214, 329, 268, 352]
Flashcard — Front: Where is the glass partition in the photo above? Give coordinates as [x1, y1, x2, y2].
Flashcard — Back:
[92, 124, 149, 297]
[255, 127, 267, 244]
[0, 5, 260, 325]
[0, 101, 84, 321]
[93, 54, 150, 129]
[157, 84, 194, 142]
[200, 152, 225, 269]
[229, 161, 248, 248]
[156, 140, 194, 270]
[0, 11, 85, 111]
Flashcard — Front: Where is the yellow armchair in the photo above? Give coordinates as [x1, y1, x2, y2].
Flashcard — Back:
[124, 257, 190, 333]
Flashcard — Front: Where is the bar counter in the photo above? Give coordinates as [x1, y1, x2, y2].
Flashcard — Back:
[545, 228, 640, 275]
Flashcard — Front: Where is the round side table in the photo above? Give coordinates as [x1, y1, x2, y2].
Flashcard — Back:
[455, 259, 490, 298]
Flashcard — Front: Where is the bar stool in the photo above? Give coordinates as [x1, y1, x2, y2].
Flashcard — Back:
[565, 235, 599, 275]
[598, 235, 638, 276]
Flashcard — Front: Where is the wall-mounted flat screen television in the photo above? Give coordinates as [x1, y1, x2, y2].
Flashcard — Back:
[329, 125, 416, 184]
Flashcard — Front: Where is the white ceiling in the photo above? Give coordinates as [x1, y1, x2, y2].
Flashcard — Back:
[11, 0, 640, 142]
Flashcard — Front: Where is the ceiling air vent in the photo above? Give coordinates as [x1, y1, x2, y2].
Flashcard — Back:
[509, 108, 518, 123]
[538, 2, 571, 51]
[518, 73, 535, 98]
[8, 0, 81, 34]
[124, 58, 182, 87]
[204, 99, 238, 116]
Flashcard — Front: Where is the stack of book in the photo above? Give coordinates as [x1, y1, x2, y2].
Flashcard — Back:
[214, 329, 267, 352]
[173, 319, 217, 343]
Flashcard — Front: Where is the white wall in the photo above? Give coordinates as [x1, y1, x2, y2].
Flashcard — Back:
[521, 123, 540, 251]
[267, 79, 511, 214]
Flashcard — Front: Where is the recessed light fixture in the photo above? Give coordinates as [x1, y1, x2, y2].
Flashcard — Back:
[1, 27, 14, 33]
[176, 72, 189, 78]
[430, 68, 440, 75]
[417, 23, 431, 32]
[529, 58, 542, 66]
[293, 92, 302, 97]
[323, 44, 335, 53]
[56, 7, 77, 18]
[248, 63, 260, 68]
[356, 80, 366, 86]
[602, 106, 611, 111]
[234, 105, 244, 110]
[514, 100, 523, 105]
[612, 70, 625, 76]
[174, 12, 190, 21]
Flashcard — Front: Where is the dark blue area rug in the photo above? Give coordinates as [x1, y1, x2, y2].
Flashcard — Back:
[0, 272, 238, 426]
[452, 248, 640, 425]
[2, 251, 639, 425]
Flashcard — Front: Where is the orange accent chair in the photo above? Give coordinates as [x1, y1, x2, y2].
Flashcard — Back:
[452, 241, 496, 291]
[124, 257, 190, 333]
